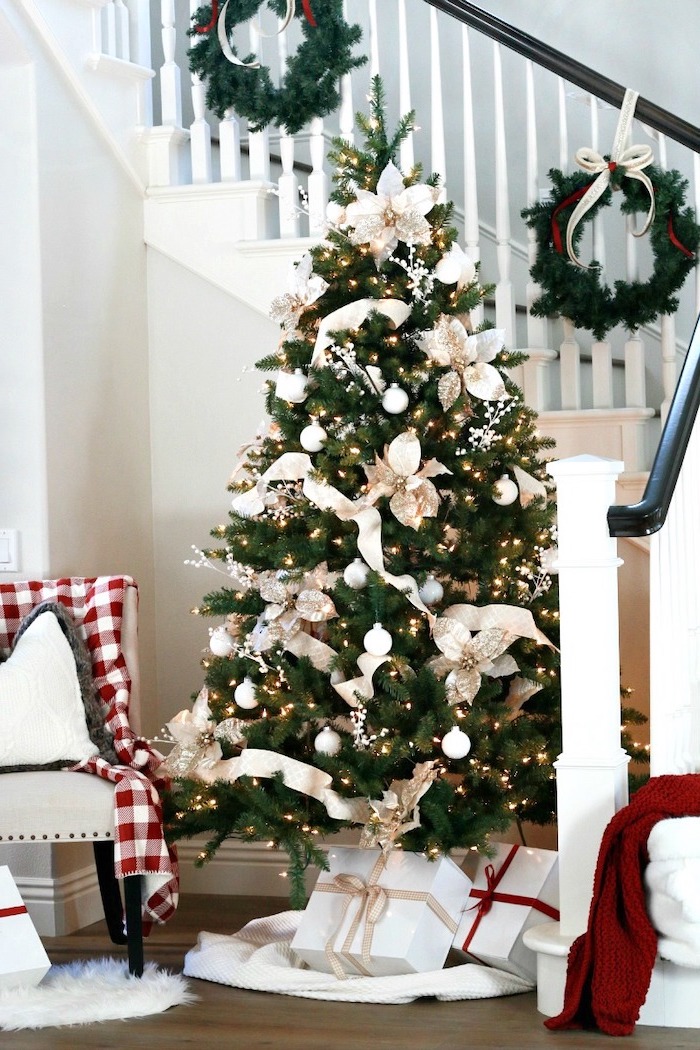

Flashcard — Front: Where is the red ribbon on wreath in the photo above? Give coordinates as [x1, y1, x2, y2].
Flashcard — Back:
[550, 181, 694, 260]
[194, 0, 316, 33]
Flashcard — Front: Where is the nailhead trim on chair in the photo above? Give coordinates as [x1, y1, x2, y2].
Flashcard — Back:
[0, 831, 112, 841]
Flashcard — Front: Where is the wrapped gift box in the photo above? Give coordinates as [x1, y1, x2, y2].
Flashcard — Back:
[0, 866, 50, 988]
[291, 846, 472, 978]
[452, 842, 559, 981]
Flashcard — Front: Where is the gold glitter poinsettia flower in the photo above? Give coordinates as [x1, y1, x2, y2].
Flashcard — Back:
[159, 687, 247, 777]
[363, 431, 452, 529]
[420, 317, 507, 410]
[255, 565, 338, 649]
[269, 253, 329, 332]
[345, 161, 440, 263]
[429, 603, 553, 705]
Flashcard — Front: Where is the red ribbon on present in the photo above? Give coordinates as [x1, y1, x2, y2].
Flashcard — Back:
[460, 844, 560, 953]
[0, 905, 28, 918]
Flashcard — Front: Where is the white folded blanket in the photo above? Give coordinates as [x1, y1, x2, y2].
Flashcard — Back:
[645, 817, 700, 967]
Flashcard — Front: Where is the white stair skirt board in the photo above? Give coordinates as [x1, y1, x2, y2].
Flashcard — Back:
[15, 866, 103, 938]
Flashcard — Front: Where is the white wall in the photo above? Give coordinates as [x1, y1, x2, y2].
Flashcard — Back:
[146, 250, 272, 726]
[0, 2, 157, 724]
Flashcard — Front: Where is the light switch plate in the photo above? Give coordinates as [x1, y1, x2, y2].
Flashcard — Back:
[0, 529, 19, 572]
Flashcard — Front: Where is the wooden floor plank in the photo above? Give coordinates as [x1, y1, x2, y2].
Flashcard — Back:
[5, 894, 698, 1048]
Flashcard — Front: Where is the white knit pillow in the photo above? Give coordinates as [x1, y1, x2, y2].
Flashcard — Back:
[0, 611, 99, 766]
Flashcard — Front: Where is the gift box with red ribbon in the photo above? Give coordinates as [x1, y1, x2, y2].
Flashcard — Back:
[0, 865, 51, 988]
[291, 846, 472, 978]
[452, 842, 559, 981]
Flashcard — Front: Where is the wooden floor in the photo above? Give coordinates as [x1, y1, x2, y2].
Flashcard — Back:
[8, 894, 699, 1048]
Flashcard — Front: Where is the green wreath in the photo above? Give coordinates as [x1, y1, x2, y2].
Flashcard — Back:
[522, 164, 699, 340]
[188, 0, 366, 135]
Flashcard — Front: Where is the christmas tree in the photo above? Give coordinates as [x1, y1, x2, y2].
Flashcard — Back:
[162, 80, 562, 907]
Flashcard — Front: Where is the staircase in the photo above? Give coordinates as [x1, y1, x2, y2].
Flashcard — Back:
[3, 0, 700, 1026]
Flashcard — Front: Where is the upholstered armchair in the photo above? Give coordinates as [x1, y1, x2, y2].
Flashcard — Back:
[0, 577, 177, 977]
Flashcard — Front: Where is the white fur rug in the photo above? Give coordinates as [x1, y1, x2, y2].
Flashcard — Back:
[0, 958, 197, 1030]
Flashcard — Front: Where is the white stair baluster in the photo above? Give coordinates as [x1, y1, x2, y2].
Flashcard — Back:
[657, 134, 677, 423]
[307, 117, 328, 238]
[339, 2, 355, 146]
[103, 2, 117, 58]
[624, 215, 646, 408]
[114, 0, 130, 60]
[247, 20, 271, 183]
[189, 0, 212, 184]
[588, 96, 613, 408]
[277, 17, 300, 238]
[558, 77, 569, 171]
[522, 59, 555, 410]
[493, 41, 515, 347]
[129, 0, 152, 70]
[462, 25, 482, 327]
[397, 0, 414, 173]
[559, 318, 582, 410]
[429, 9, 446, 202]
[368, 0, 380, 78]
[589, 95, 605, 272]
[695, 152, 700, 315]
[220, 109, 242, 182]
[160, 0, 183, 127]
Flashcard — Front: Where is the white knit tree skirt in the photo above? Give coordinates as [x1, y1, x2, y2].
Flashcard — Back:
[0, 960, 197, 1031]
[183, 910, 534, 1003]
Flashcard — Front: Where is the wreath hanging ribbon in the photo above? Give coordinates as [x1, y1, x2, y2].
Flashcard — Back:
[522, 87, 699, 340]
[188, 0, 366, 134]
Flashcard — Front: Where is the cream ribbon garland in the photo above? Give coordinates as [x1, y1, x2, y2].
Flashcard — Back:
[566, 88, 655, 268]
[311, 299, 412, 368]
[217, 0, 295, 69]
[196, 747, 371, 824]
[317, 852, 459, 979]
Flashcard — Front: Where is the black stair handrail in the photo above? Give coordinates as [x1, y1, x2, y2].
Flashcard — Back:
[607, 315, 700, 537]
[425, 1, 700, 154]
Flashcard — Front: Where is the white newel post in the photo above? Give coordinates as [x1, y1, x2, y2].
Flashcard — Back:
[524, 454, 630, 1017]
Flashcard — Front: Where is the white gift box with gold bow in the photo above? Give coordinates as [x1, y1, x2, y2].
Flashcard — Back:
[290, 846, 472, 978]
[0, 866, 51, 988]
[452, 843, 559, 981]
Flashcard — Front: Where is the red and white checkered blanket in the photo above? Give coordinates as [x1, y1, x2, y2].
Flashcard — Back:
[0, 576, 178, 930]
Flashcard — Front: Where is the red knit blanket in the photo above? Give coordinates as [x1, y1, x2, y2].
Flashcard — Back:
[546, 774, 700, 1036]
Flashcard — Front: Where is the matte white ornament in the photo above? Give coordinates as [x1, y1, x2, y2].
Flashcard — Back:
[300, 419, 327, 452]
[343, 558, 370, 589]
[441, 726, 472, 760]
[381, 383, 409, 414]
[276, 368, 308, 403]
[314, 726, 342, 756]
[234, 677, 259, 709]
[363, 622, 392, 657]
[418, 574, 444, 606]
[209, 624, 235, 657]
[492, 474, 519, 506]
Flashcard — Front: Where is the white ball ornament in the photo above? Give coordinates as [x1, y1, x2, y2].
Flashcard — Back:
[343, 558, 370, 590]
[234, 677, 259, 710]
[209, 625, 235, 657]
[314, 726, 342, 756]
[363, 622, 393, 657]
[381, 383, 409, 415]
[275, 368, 308, 403]
[418, 574, 444, 606]
[441, 726, 472, 760]
[300, 419, 327, 452]
[492, 474, 519, 506]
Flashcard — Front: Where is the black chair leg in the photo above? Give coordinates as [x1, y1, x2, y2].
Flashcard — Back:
[93, 841, 144, 976]
[124, 874, 144, 977]
[93, 840, 127, 944]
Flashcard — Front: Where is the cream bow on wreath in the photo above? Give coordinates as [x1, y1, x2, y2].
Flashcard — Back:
[363, 432, 452, 530]
[419, 317, 507, 410]
[269, 253, 329, 333]
[158, 687, 247, 778]
[360, 761, 440, 851]
[345, 161, 441, 264]
[566, 88, 655, 268]
[217, 0, 295, 69]
[429, 604, 553, 705]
